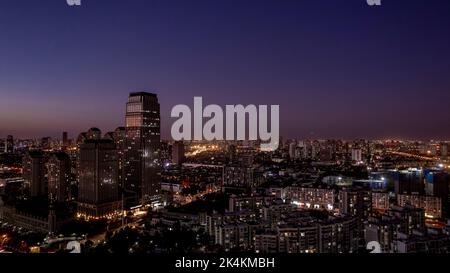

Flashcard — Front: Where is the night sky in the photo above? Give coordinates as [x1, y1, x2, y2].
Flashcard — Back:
[0, 0, 449, 140]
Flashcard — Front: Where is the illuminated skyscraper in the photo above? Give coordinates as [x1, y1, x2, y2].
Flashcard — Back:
[77, 136, 120, 219]
[124, 92, 161, 207]
[23, 150, 47, 197]
[47, 152, 71, 201]
[104, 127, 126, 188]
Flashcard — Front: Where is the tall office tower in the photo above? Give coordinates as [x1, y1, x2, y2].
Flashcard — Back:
[124, 92, 161, 207]
[104, 127, 126, 188]
[351, 148, 362, 162]
[62, 132, 69, 149]
[5, 135, 13, 153]
[23, 151, 47, 197]
[114, 127, 126, 185]
[77, 137, 120, 219]
[47, 152, 71, 202]
[172, 141, 185, 165]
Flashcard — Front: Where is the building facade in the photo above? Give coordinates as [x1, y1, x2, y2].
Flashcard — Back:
[47, 152, 71, 202]
[124, 92, 161, 207]
[23, 150, 47, 197]
[77, 137, 120, 219]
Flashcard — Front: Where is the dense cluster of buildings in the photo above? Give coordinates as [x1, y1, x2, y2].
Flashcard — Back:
[1, 92, 162, 231]
[2, 94, 450, 253]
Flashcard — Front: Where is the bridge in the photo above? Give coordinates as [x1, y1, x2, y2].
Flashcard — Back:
[386, 151, 438, 161]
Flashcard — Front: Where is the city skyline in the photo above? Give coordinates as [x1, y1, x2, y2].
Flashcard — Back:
[1, 0, 450, 139]
[3, 0, 450, 260]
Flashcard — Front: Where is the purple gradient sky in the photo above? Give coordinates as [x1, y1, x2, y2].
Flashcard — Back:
[1, 0, 450, 140]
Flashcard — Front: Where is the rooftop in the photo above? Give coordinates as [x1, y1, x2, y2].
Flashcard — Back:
[129, 91, 157, 97]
